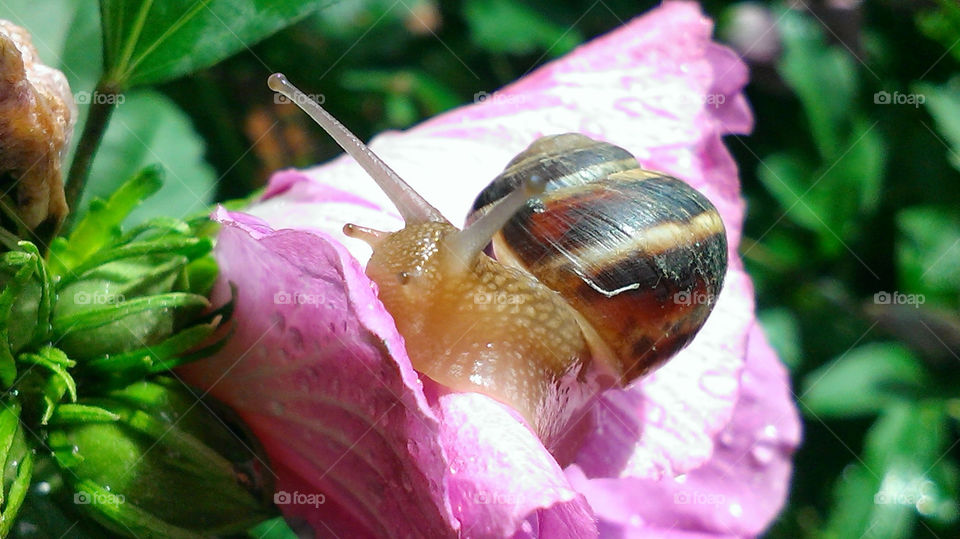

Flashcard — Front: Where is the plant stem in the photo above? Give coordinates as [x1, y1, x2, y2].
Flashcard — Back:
[60, 80, 122, 235]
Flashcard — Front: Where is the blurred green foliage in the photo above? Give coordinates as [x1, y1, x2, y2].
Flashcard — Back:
[1, 0, 958, 537]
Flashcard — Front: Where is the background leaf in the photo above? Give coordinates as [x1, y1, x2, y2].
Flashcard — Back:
[100, 0, 327, 87]
[81, 91, 217, 225]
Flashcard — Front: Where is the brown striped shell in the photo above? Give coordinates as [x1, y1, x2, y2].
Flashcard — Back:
[469, 134, 727, 384]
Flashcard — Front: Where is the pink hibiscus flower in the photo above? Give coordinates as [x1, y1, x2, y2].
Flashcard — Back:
[179, 2, 801, 537]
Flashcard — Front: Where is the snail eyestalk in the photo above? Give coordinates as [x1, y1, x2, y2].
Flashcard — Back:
[443, 175, 546, 271]
[267, 73, 446, 225]
[343, 223, 388, 247]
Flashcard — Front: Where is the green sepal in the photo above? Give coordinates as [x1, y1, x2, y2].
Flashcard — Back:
[0, 401, 33, 535]
[58, 237, 213, 288]
[49, 378, 275, 536]
[52, 292, 208, 334]
[0, 261, 33, 388]
[48, 166, 164, 279]
[83, 320, 219, 385]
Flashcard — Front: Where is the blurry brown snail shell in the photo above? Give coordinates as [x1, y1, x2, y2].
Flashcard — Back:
[267, 74, 727, 452]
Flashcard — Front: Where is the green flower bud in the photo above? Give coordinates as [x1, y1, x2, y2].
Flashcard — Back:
[52, 253, 209, 362]
[48, 377, 274, 537]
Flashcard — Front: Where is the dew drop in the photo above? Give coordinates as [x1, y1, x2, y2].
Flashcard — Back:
[718, 430, 735, 447]
[33, 481, 51, 495]
[729, 502, 743, 518]
[751, 444, 775, 465]
[520, 521, 533, 534]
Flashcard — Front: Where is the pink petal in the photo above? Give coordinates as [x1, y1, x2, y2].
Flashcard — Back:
[182, 210, 590, 537]
[250, 0, 758, 481]
[572, 264, 754, 479]
[566, 324, 801, 537]
[438, 392, 598, 538]
[179, 211, 459, 536]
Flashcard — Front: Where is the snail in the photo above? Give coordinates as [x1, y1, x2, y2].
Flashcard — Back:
[267, 74, 727, 452]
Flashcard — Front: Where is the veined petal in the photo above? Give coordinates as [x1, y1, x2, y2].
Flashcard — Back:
[179, 209, 458, 536]
[567, 324, 801, 537]
[197, 1, 801, 537]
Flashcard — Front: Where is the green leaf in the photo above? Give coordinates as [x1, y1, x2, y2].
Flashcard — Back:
[896, 206, 960, 305]
[758, 120, 885, 256]
[824, 401, 951, 538]
[0, 451, 33, 536]
[249, 517, 299, 539]
[778, 9, 858, 160]
[916, 0, 960, 66]
[79, 91, 217, 228]
[801, 343, 925, 418]
[100, 0, 326, 87]
[48, 166, 163, 279]
[914, 78, 960, 172]
[758, 308, 802, 371]
[464, 0, 582, 57]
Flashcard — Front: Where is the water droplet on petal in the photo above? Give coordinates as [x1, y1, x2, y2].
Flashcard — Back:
[719, 430, 735, 447]
[729, 502, 743, 518]
[520, 521, 533, 534]
[751, 443, 775, 465]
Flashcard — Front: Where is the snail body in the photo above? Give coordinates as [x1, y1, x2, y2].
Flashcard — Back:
[267, 74, 726, 452]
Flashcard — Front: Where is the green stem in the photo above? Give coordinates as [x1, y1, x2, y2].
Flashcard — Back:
[60, 80, 123, 235]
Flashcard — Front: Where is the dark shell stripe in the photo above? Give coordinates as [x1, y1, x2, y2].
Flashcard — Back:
[468, 134, 728, 383]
